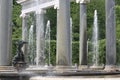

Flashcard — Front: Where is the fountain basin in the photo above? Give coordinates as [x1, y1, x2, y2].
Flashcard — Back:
[30, 76, 120, 80]
[1, 66, 120, 80]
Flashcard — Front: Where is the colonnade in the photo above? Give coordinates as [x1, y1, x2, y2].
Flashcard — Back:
[0, 0, 116, 70]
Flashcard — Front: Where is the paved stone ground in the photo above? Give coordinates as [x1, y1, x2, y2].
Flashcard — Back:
[30, 76, 120, 80]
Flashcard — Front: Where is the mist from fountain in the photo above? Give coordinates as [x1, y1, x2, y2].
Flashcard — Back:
[28, 25, 36, 65]
[92, 10, 99, 66]
[45, 20, 51, 66]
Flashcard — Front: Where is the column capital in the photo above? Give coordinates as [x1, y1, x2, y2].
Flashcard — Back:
[76, 0, 90, 4]
[35, 9, 46, 14]
[20, 13, 28, 18]
[54, 0, 59, 9]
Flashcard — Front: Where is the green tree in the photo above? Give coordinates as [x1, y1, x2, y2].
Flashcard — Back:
[116, 5, 120, 40]
[71, 2, 80, 41]
[116, 0, 120, 5]
[87, 0, 105, 40]
[12, 0, 22, 56]
[45, 8, 57, 40]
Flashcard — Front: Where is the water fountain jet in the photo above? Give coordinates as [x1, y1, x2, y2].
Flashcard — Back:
[28, 25, 36, 65]
[89, 10, 104, 70]
[45, 20, 51, 66]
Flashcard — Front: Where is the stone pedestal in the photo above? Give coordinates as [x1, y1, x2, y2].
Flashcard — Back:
[104, 65, 117, 72]
[56, 0, 72, 66]
[90, 65, 104, 70]
[0, 0, 12, 65]
[78, 65, 88, 70]
[79, 1, 87, 67]
[105, 0, 116, 70]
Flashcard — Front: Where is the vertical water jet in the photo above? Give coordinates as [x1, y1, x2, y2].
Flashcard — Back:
[28, 25, 36, 65]
[45, 20, 51, 65]
[92, 10, 99, 66]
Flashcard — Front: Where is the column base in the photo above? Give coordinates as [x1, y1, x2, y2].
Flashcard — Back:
[55, 66, 77, 72]
[78, 65, 88, 70]
[90, 65, 104, 70]
[104, 65, 118, 72]
[0, 66, 15, 71]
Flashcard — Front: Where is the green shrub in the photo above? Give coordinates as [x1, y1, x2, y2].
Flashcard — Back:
[72, 41, 79, 64]
[116, 39, 120, 65]
[12, 39, 120, 65]
[44, 40, 56, 65]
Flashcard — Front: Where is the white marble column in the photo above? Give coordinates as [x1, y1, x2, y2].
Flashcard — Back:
[36, 10, 45, 66]
[105, 0, 116, 69]
[0, 0, 12, 65]
[56, 0, 72, 66]
[76, 0, 89, 69]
